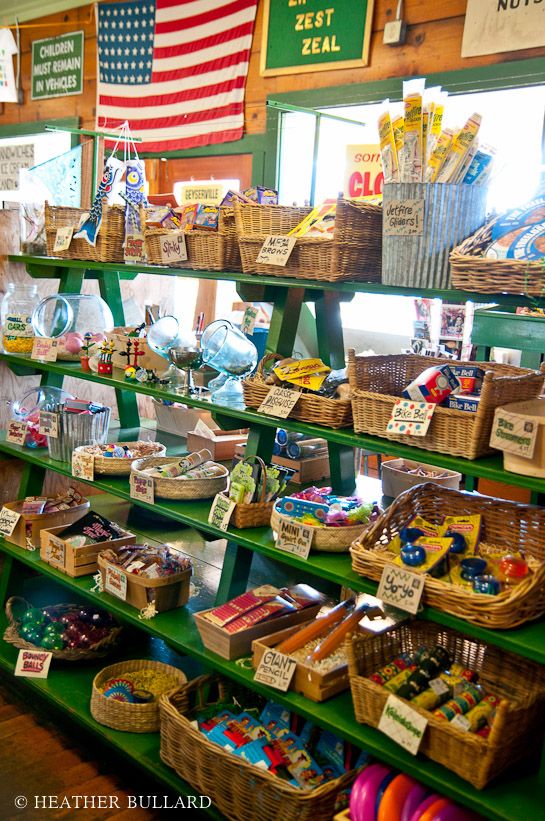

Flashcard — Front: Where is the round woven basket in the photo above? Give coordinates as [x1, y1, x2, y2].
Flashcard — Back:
[91, 658, 187, 732]
[270, 507, 366, 553]
[131, 456, 228, 500]
[74, 441, 166, 475]
[3, 597, 122, 661]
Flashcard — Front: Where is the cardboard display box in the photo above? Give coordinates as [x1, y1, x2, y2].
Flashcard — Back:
[4, 499, 90, 550]
[187, 428, 248, 461]
[153, 400, 215, 437]
[234, 445, 330, 485]
[40, 525, 136, 577]
[98, 554, 192, 612]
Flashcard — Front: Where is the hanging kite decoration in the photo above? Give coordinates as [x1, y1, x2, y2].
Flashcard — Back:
[73, 155, 124, 245]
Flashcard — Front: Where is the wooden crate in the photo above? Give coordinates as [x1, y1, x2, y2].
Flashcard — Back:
[40, 525, 136, 577]
[3, 499, 90, 550]
[186, 429, 248, 461]
[234, 447, 330, 485]
[98, 554, 192, 612]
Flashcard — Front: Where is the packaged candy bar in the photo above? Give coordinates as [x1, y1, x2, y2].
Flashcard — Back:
[378, 105, 399, 183]
[21, 498, 47, 515]
[204, 585, 281, 627]
[194, 204, 219, 230]
[402, 364, 460, 403]
[222, 597, 297, 634]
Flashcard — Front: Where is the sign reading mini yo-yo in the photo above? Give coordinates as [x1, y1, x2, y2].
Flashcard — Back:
[275, 518, 313, 559]
[384, 199, 425, 236]
[31, 31, 84, 100]
[254, 649, 297, 691]
[386, 400, 435, 437]
[489, 407, 538, 459]
[256, 235, 297, 267]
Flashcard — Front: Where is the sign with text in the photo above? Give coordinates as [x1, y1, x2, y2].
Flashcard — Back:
[256, 235, 297, 267]
[490, 408, 538, 460]
[31, 31, 84, 100]
[160, 234, 188, 265]
[0, 143, 35, 191]
[258, 387, 300, 418]
[53, 226, 73, 253]
[384, 199, 425, 236]
[6, 420, 27, 446]
[241, 306, 259, 335]
[31, 337, 58, 362]
[104, 564, 127, 601]
[386, 400, 435, 437]
[0, 506, 21, 537]
[462, 0, 545, 58]
[44, 536, 65, 569]
[208, 493, 236, 532]
[254, 649, 297, 692]
[15, 649, 53, 679]
[124, 233, 147, 264]
[344, 144, 383, 199]
[378, 695, 428, 755]
[71, 451, 95, 481]
[261, 0, 375, 76]
[178, 180, 236, 205]
[275, 518, 313, 559]
[130, 473, 155, 505]
[377, 564, 425, 615]
[39, 411, 58, 439]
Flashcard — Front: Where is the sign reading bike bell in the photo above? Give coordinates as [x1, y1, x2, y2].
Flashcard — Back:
[31, 31, 84, 100]
[344, 144, 383, 199]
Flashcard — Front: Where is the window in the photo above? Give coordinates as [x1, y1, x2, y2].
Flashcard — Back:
[0, 131, 72, 204]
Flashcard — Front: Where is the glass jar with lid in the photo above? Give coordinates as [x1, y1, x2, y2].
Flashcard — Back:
[1, 282, 39, 354]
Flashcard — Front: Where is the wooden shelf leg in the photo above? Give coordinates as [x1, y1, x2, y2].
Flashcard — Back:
[214, 541, 254, 605]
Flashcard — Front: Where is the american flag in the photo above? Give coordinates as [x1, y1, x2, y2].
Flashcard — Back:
[96, 0, 258, 153]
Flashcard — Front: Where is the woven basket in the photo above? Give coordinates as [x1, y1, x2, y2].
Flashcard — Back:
[347, 350, 545, 459]
[229, 456, 274, 529]
[450, 249, 545, 296]
[271, 507, 365, 553]
[3, 597, 121, 661]
[145, 206, 240, 271]
[91, 658, 187, 732]
[45, 201, 125, 263]
[347, 620, 545, 788]
[235, 200, 382, 283]
[243, 354, 352, 430]
[159, 674, 358, 821]
[350, 482, 545, 629]
[131, 456, 228, 500]
[73, 441, 166, 476]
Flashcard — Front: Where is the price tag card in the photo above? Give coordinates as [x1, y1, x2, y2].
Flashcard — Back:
[377, 564, 425, 615]
[104, 565, 127, 601]
[450, 714, 471, 732]
[6, 420, 27, 445]
[130, 472, 155, 504]
[254, 649, 297, 692]
[378, 695, 428, 755]
[53, 226, 74, 253]
[258, 387, 300, 418]
[71, 451, 95, 481]
[256, 235, 297, 267]
[429, 677, 450, 697]
[489, 408, 538, 459]
[275, 518, 313, 560]
[386, 400, 435, 437]
[241, 305, 259, 335]
[31, 337, 58, 362]
[38, 411, 58, 438]
[124, 232, 147, 263]
[383, 199, 425, 236]
[0, 507, 21, 537]
[208, 493, 235, 532]
[160, 234, 188, 264]
[15, 649, 53, 679]
[44, 536, 65, 569]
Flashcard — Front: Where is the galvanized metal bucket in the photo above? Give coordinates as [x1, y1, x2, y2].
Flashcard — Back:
[47, 406, 111, 462]
[382, 183, 488, 289]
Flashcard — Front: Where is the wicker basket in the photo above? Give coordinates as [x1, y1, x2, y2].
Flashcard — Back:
[91, 659, 187, 732]
[347, 620, 545, 789]
[45, 202, 125, 263]
[145, 206, 240, 271]
[450, 249, 545, 296]
[3, 597, 121, 661]
[347, 350, 545, 459]
[350, 482, 545, 629]
[271, 507, 365, 553]
[228, 456, 274, 529]
[73, 441, 166, 476]
[159, 674, 358, 821]
[243, 354, 353, 430]
[234, 200, 382, 283]
[130, 456, 228, 500]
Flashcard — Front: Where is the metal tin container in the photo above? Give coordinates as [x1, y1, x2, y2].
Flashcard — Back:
[47, 406, 111, 462]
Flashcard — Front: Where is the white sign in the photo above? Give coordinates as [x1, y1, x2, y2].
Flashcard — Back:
[275, 519, 313, 560]
[53, 226, 73, 253]
[377, 564, 425, 615]
[178, 180, 233, 205]
[0, 142, 34, 190]
[384, 199, 425, 237]
[160, 234, 188, 265]
[386, 400, 435, 437]
[489, 408, 538, 459]
[378, 695, 428, 755]
[254, 649, 297, 692]
[31, 337, 58, 362]
[45, 536, 65, 569]
[104, 564, 127, 600]
[130, 472, 155, 504]
[258, 387, 300, 418]
[6, 420, 27, 445]
[429, 677, 450, 698]
[241, 306, 258, 335]
[208, 493, 235, 532]
[15, 649, 53, 679]
[256, 235, 297, 267]
[0, 506, 21, 537]
[39, 411, 58, 438]
[451, 714, 471, 732]
[71, 451, 94, 481]
[344, 144, 383, 199]
[462, 0, 545, 58]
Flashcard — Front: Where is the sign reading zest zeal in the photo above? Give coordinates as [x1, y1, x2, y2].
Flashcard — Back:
[31, 32, 84, 100]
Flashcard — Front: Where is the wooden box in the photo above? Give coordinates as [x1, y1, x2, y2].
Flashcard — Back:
[106, 328, 166, 372]
[153, 400, 214, 437]
[234, 447, 330, 485]
[381, 457, 461, 497]
[98, 554, 192, 613]
[186, 429, 248, 461]
[3, 499, 90, 550]
[194, 603, 323, 660]
[40, 525, 136, 577]
[252, 624, 349, 702]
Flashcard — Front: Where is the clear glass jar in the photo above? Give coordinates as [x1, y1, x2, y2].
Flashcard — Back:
[1, 283, 39, 353]
[32, 294, 114, 338]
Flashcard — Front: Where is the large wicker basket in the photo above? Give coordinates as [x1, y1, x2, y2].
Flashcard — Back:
[450, 249, 545, 296]
[243, 354, 352, 429]
[73, 441, 166, 476]
[91, 658, 187, 732]
[350, 482, 545, 629]
[347, 620, 545, 788]
[159, 674, 358, 821]
[131, 456, 228, 500]
[271, 507, 365, 553]
[145, 207, 240, 271]
[234, 200, 382, 283]
[45, 202, 125, 263]
[347, 350, 545, 459]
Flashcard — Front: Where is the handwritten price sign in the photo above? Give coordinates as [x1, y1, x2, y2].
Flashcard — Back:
[377, 564, 425, 615]
[104, 565, 127, 601]
[386, 400, 435, 437]
[254, 649, 297, 692]
[15, 649, 53, 679]
[258, 387, 300, 418]
[6, 420, 27, 445]
[275, 518, 313, 559]
[31, 337, 58, 362]
[208, 493, 235, 532]
[160, 234, 188, 265]
[130, 473, 155, 504]
[256, 235, 296, 267]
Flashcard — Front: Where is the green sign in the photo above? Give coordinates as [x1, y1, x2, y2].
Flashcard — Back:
[31, 31, 84, 100]
[260, 0, 374, 76]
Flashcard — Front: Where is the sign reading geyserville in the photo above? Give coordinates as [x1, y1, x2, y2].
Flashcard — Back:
[260, 0, 375, 76]
[31, 31, 84, 100]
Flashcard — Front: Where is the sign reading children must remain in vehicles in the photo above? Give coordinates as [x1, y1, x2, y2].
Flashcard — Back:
[31, 32, 84, 100]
